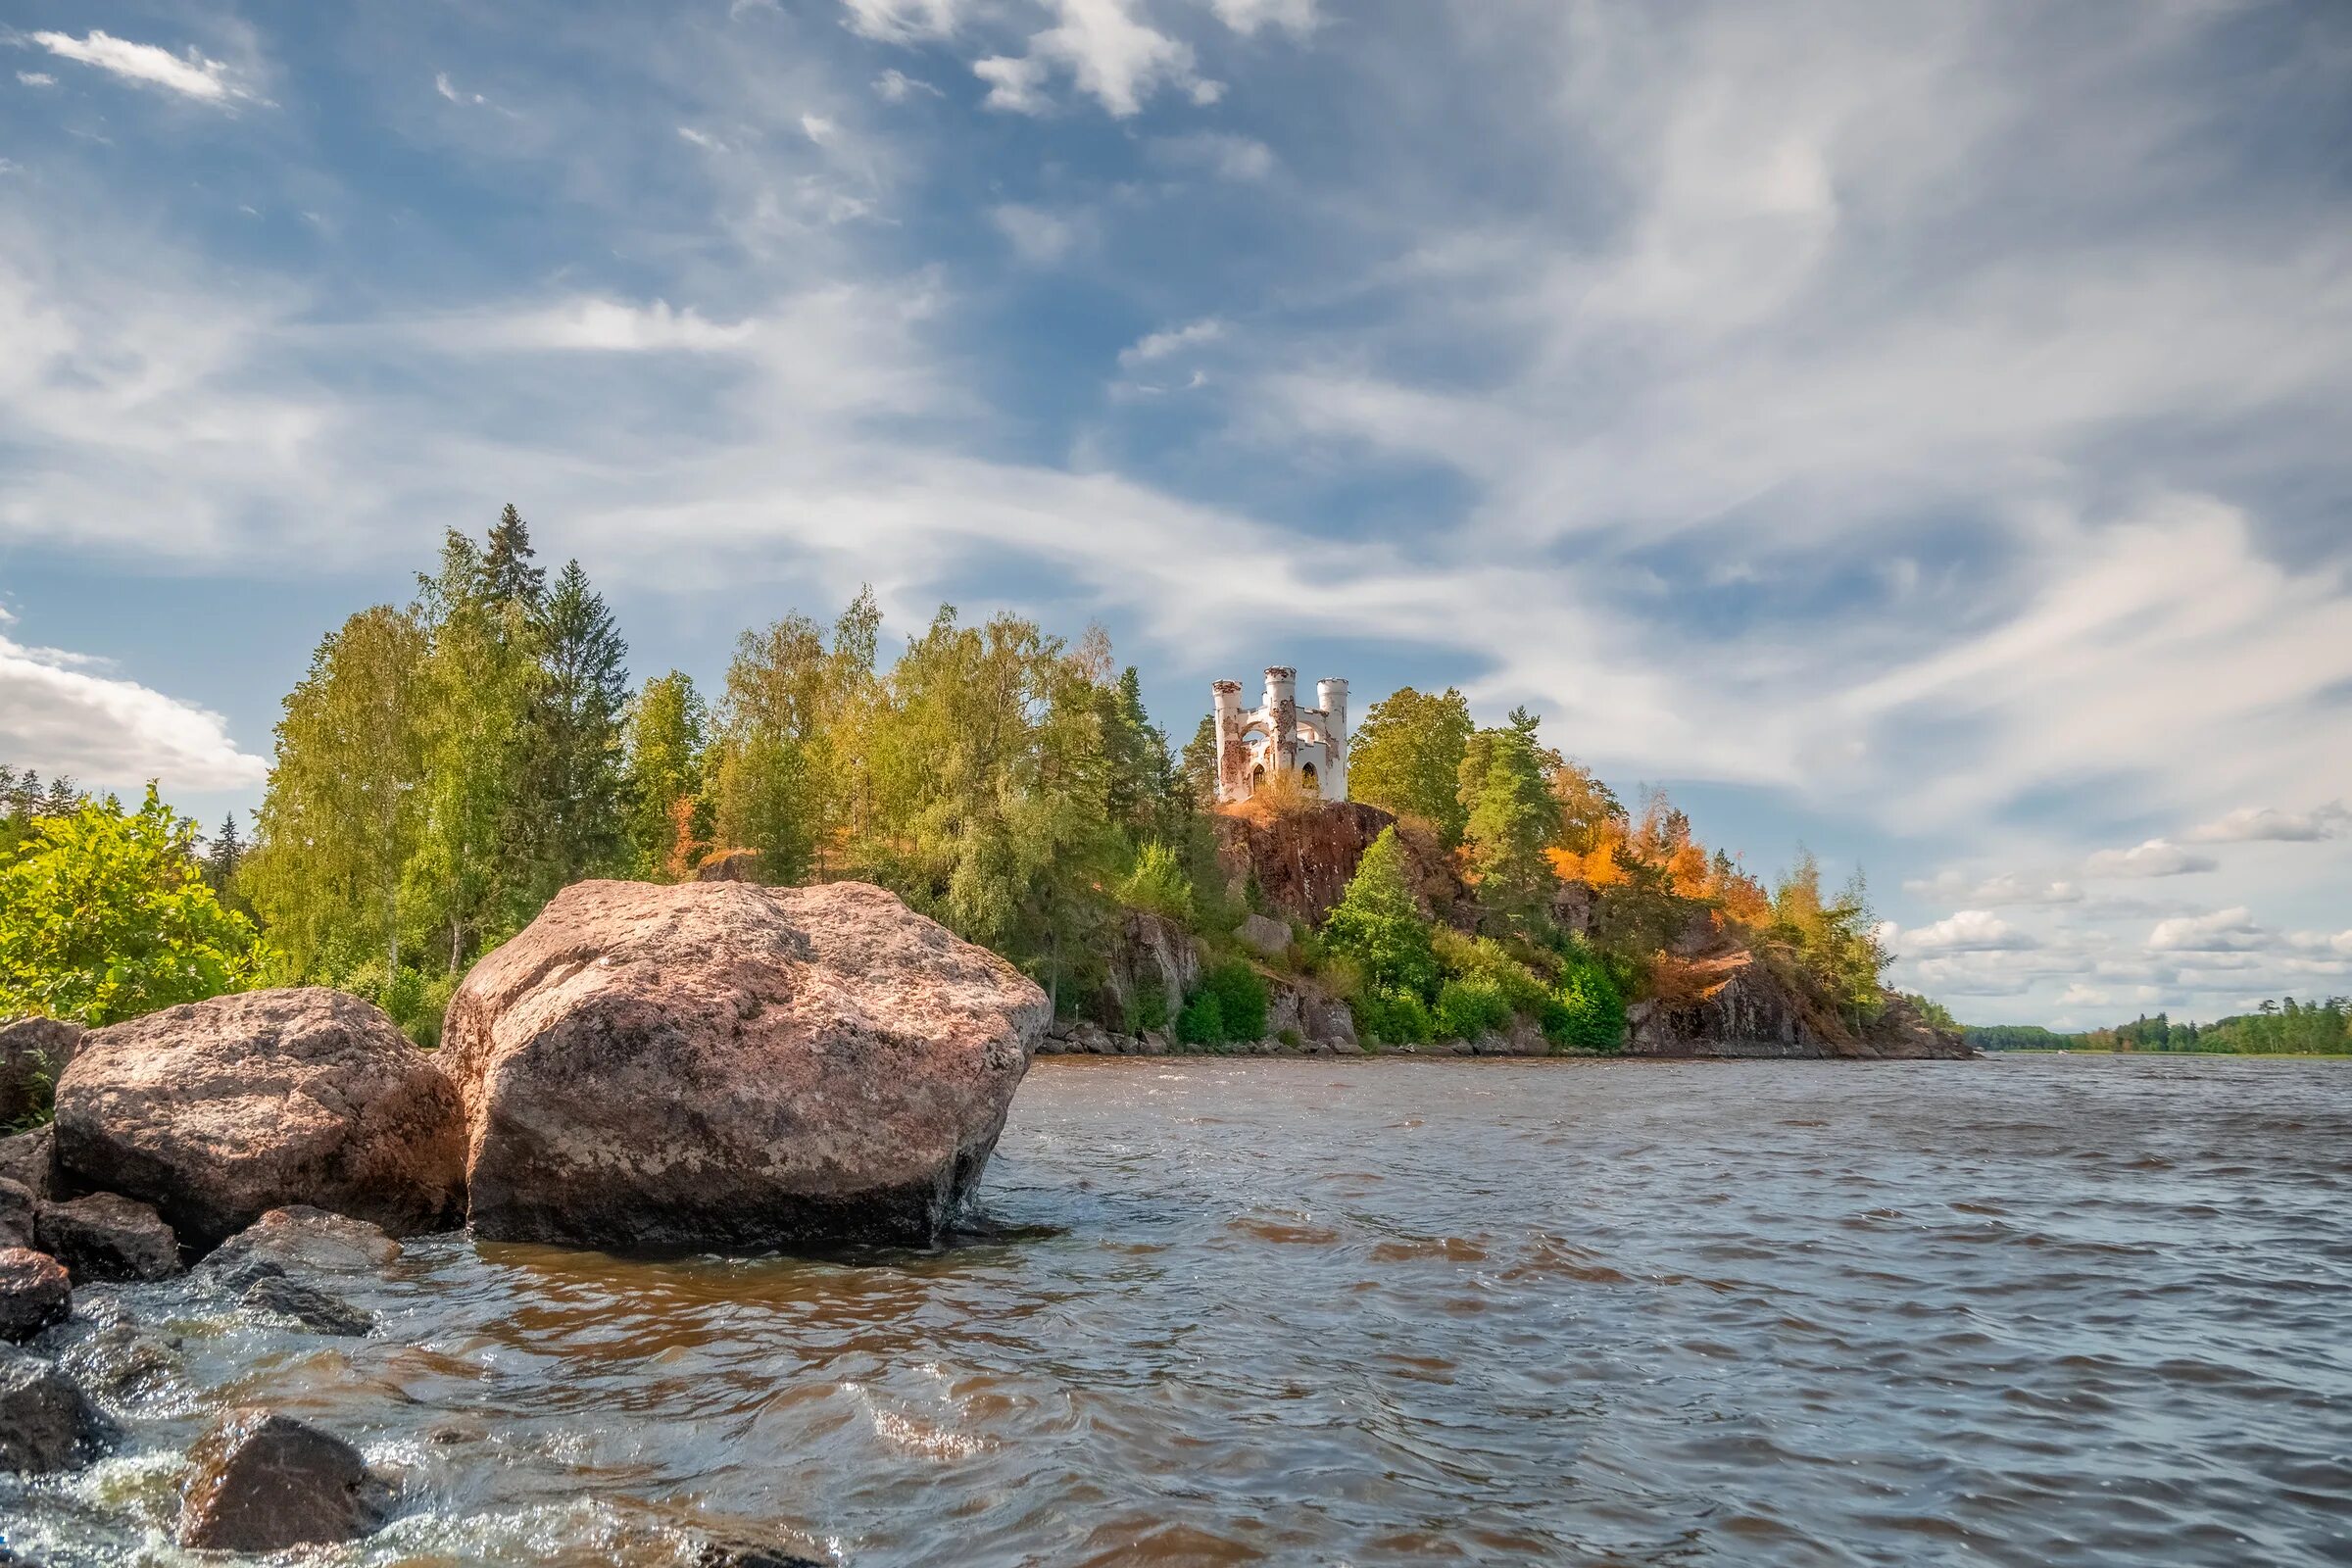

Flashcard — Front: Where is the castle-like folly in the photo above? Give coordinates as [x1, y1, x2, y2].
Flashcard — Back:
[1211, 667, 1348, 804]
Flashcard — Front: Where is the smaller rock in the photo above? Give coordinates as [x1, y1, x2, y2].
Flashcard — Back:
[0, 1344, 112, 1473]
[0, 1250, 69, 1344]
[0, 1179, 33, 1250]
[61, 1322, 181, 1403]
[693, 1542, 828, 1568]
[694, 849, 762, 882]
[241, 1276, 373, 1337]
[0, 1018, 82, 1130]
[0, 1130, 57, 1202]
[203, 1205, 401, 1293]
[1235, 913, 1292, 959]
[34, 1193, 180, 1283]
[178, 1408, 390, 1551]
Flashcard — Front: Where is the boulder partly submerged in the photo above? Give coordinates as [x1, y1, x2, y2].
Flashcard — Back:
[178, 1407, 390, 1550]
[442, 879, 1051, 1253]
[53, 988, 466, 1250]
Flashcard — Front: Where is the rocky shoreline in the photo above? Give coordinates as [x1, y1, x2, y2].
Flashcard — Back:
[0, 879, 1044, 1563]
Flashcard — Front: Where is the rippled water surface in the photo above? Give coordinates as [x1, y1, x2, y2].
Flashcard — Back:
[6, 1055, 2351, 1566]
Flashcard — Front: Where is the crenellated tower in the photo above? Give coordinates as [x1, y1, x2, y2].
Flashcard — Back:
[1211, 666, 1348, 804]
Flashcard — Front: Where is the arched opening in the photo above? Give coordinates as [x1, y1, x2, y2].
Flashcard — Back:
[1300, 762, 1320, 795]
[1250, 763, 1266, 793]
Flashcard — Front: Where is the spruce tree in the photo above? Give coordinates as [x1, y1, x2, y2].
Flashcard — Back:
[479, 504, 547, 606]
[206, 813, 244, 895]
[517, 559, 630, 898]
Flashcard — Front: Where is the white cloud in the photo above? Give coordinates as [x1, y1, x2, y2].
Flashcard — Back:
[1120, 317, 1225, 367]
[2082, 837, 2220, 879]
[0, 616, 265, 793]
[2147, 906, 2266, 953]
[467, 297, 759, 353]
[27, 29, 251, 105]
[872, 68, 941, 102]
[1903, 869, 2084, 906]
[677, 125, 726, 151]
[976, 0, 1200, 118]
[17, 72, 57, 88]
[842, 0, 967, 43]
[1894, 909, 2042, 954]
[1209, 0, 1317, 37]
[990, 203, 1093, 265]
[434, 71, 495, 109]
[801, 113, 838, 145]
[2183, 802, 2350, 844]
[1152, 131, 1276, 181]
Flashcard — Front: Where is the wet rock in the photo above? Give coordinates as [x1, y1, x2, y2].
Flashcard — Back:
[201, 1205, 402, 1293]
[61, 1322, 182, 1403]
[693, 1542, 828, 1568]
[177, 1407, 390, 1551]
[0, 1179, 32, 1250]
[443, 879, 1051, 1252]
[1235, 912, 1292, 959]
[241, 1275, 373, 1337]
[34, 1193, 180, 1283]
[0, 1128, 58, 1201]
[53, 988, 466, 1250]
[0, 1344, 112, 1473]
[0, 1019, 82, 1131]
[0, 1250, 69, 1343]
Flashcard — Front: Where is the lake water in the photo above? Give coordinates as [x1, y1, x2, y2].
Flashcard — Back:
[5, 1054, 2349, 1566]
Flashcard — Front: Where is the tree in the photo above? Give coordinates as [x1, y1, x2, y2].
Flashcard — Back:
[1458, 718, 1558, 937]
[1348, 686, 1475, 843]
[1322, 826, 1440, 999]
[1177, 714, 1220, 809]
[623, 671, 708, 878]
[1, 787, 260, 1025]
[242, 605, 428, 978]
[1102, 665, 1176, 843]
[514, 559, 630, 898]
[479, 504, 546, 607]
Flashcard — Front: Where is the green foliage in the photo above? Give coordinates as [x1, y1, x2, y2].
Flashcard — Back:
[1434, 974, 1514, 1041]
[1767, 850, 1888, 1030]
[1544, 944, 1626, 1053]
[623, 670, 708, 878]
[1126, 978, 1170, 1035]
[1176, 988, 1226, 1047]
[1433, 928, 1551, 1012]
[1458, 717, 1559, 938]
[1116, 841, 1196, 923]
[1200, 959, 1269, 1042]
[1969, 999, 2350, 1055]
[1321, 827, 1441, 999]
[1353, 986, 1434, 1046]
[341, 960, 462, 1048]
[513, 558, 632, 902]
[0, 787, 261, 1026]
[1902, 992, 1960, 1031]
[1347, 686, 1475, 843]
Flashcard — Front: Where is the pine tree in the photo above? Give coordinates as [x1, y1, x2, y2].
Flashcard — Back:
[1177, 715, 1219, 809]
[1459, 722, 1557, 937]
[479, 504, 547, 607]
[1322, 826, 1440, 998]
[206, 813, 244, 896]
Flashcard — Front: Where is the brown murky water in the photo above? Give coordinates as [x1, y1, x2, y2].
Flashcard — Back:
[5, 1054, 2350, 1565]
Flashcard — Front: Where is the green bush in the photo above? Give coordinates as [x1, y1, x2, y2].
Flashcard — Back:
[1434, 974, 1514, 1041]
[1127, 978, 1170, 1035]
[1176, 989, 1227, 1047]
[1200, 959, 1268, 1043]
[1353, 986, 1434, 1045]
[1321, 828, 1441, 999]
[342, 961, 462, 1048]
[1435, 929, 1550, 1013]
[1117, 842, 1196, 925]
[1544, 946, 1626, 1053]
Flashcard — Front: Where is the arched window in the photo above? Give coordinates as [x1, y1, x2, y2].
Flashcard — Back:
[1300, 762, 1320, 795]
[1250, 763, 1266, 792]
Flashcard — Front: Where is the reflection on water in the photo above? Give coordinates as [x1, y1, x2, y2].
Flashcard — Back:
[5, 1055, 2350, 1565]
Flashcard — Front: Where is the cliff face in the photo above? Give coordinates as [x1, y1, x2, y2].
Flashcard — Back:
[1626, 947, 1970, 1060]
[1211, 801, 1467, 926]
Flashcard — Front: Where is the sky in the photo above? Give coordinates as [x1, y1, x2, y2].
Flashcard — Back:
[1, 0, 2347, 1029]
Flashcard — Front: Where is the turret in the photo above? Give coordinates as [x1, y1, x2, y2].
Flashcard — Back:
[1316, 677, 1349, 800]
[1210, 679, 1245, 803]
[1262, 667, 1299, 774]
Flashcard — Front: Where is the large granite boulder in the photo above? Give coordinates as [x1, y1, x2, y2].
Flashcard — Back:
[442, 879, 1051, 1251]
[0, 1018, 82, 1129]
[53, 988, 466, 1249]
[178, 1407, 389, 1550]
[35, 1192, 180, 1282]
[0, 1345, 112, 1473]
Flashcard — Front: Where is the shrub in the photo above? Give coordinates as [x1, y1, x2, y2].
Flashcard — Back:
[1200, 959, 1268, 1043]
[0, 787, 260, 1026]
[342, 962, 462, 1048]
[1434, 974, 1514, 1041]
[1117, 842, 1196, 925]
[1353, 986, 1434, 1046]
[1545, 946, 1626, 1053]
[1176, 989, 1227, 1047]
[1128, 978, 1170, 1035]
[1435, 929, 1550, 1013]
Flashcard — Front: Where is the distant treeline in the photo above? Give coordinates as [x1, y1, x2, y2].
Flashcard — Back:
[1967, 999, 2350, 1055]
